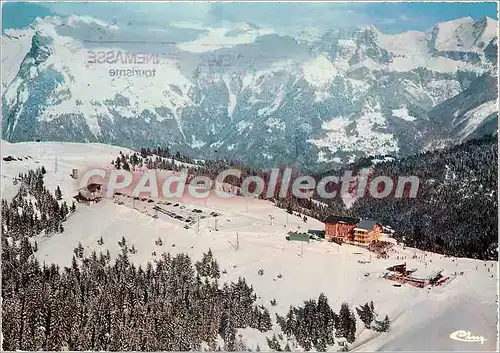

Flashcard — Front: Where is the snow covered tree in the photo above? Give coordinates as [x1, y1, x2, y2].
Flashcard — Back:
[55, 186, 62, 200]
[356, 302, 375, 329]
[337, 302, 356, 343]
[220, 314, 237, 351]
[266, 334, 282, 351]
[76, 242, 84, 259]
[284, 307, 297, 337]
[347, 311, 356, 343]
[118, 236, 127, 248]
[195, 249, 220, 279]
[316, 293, 335, 346]
[373, 315, 390, 332]
[256, 307, 272, 332]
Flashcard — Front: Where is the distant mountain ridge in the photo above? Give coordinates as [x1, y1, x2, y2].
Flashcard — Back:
[2, 15, 498, 169]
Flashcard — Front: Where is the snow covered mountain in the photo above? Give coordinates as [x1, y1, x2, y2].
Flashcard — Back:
[1, 140, 498, 351]
[2, 15, 498, 169]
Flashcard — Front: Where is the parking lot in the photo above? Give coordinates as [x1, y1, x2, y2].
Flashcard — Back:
[113, 193, 221, 230]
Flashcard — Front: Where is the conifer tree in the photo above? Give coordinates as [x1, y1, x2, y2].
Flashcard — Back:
[373, 315, 390, 332]
[284, 307, 296, 338]
[356, 302, 375, 329]
[55, 186, 62, 200]
[76, 242, 84, 259]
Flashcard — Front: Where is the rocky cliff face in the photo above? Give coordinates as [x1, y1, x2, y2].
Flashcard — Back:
[2, 15, 497, 170]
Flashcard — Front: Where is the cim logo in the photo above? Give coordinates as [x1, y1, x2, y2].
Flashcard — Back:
[449, 330, 487, 345]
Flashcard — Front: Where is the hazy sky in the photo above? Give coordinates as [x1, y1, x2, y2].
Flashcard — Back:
[2, 1, 498, 34]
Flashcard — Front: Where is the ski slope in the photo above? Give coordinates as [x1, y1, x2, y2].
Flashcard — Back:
[1, 140, 498, 351]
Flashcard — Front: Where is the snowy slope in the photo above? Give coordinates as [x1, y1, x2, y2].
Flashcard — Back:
[1, 15, 498, 169]
[432, 16, 498, 53]
[425, 71, 498, 144]
[3, 17, 194, 136]
[374, 28, 429, 56]
[456, 100, 498, 140]
[2, 141, 497, 351]
[1, 28, 35, 90]
[308, 102, 399, 163]
[1, 139, 133, 201]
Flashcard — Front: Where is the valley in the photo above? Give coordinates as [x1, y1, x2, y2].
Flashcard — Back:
[1, 15, 498, 169]
[1, 3, 498, 351]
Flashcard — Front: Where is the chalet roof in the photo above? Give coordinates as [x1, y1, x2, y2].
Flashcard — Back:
[76, 183, 103, 200]
[308, 229, 326, 235]
[87, 183, 102, 192]
[74, 193, 97, 201]
[407, 268, 443, 281]
[386, 263, 407, 274]
[78, 183, 102, 193]
[323, 215, 360, 225]
[355, 219, 381, 231]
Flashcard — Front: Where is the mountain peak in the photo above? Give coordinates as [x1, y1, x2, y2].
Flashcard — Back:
[431, 15, 497, 53]
[479, 15, 497, 23]
[440, 16, 475, 26]
[1, 14, 497, 168]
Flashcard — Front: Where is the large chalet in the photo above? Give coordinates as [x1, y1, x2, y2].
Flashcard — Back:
[323, 215, 382, 245]
[324, 215, 359, 242]
[353, 220, 383, 245]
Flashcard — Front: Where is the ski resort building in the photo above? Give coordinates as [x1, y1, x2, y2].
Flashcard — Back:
[352, 220, 383, 245]
[324, 216, 382, 245]
[74, 183, 103, 204]
[323, 215, 360, 243]
[286, 232, 310, 243]
[368, 240, 393, 258]
[307, 229, 325, 238]
[383, 263, 444, 288]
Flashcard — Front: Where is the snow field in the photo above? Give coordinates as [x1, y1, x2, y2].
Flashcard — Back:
[2, 140, 498, 351]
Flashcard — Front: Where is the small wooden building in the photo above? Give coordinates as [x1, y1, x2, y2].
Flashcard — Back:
[368, 240, 393, 258]
[286, 232, 310, 243]
[383, 263, 444, 288]
[74, 183, 102, 204]
[386, 263, 409, 275]
[307, 229, 326, 238]
[405, 269, 444, 288]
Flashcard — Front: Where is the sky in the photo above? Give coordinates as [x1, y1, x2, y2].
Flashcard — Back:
[2, 1, 498, 34]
